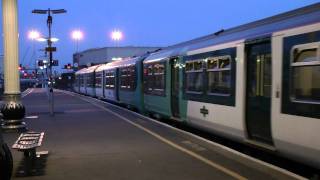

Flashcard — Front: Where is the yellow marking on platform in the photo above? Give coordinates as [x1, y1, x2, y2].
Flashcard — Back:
[22, 88, 34, 98]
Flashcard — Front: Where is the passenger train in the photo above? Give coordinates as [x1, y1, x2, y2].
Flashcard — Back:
[74, 3, 320, 168]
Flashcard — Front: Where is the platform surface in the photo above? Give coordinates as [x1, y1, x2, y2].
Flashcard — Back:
[3, 88, 304, 180]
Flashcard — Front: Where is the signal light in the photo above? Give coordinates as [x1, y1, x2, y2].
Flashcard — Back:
[64, 63, 72, 69]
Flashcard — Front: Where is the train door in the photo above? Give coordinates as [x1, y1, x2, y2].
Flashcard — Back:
[170, 57, 180, 118]
[245, 39, 273, 145]
[102, 71, 105, 99]
[115, 69, 120, 101]
[84, 74, 88, 94]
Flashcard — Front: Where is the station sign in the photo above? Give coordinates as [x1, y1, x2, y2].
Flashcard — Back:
[45, 47, 57, 52]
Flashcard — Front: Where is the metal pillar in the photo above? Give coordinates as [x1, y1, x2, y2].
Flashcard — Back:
[1, 0, 26, 131]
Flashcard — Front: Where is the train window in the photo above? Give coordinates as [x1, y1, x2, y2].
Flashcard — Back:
[290, 43, 320, 103]
[105, 70, 115, 89]
[183, 47, 236, 106]
[120, 66, 136, 91]
[95, 73, 102, 88]
[79, 76, 84, 87]
[207, 56, 231, 95]
[120, 68, 128, 89]
[86, 74, 93, 88]
[153, 64, 165, 92]
[144, 64, 154, 93]
[185, 62, 193, 71]
[129, 66, 136, 90]
[185, 60, 203, 94]
[207, 58, 218, 69]
[143, 62, 166, 96]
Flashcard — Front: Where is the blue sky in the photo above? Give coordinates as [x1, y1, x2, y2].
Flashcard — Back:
[0, 0, 319, 70]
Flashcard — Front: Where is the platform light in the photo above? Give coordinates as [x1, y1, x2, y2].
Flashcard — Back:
[36, 37, 59, 42]
[51, 38, 59, 42]
[111, 30, 123, 41]
[71, 30, 83, 41]
[71, 30, 83, 52]
[37, 37, 47, 42]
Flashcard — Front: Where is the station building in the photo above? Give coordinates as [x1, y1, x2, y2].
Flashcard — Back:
[73, 46, 162, 69]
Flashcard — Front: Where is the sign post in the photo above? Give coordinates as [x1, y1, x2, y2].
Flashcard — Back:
[32, 8, 66, 116]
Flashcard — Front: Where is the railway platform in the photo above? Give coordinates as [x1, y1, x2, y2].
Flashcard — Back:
[2, 88, 305, 180]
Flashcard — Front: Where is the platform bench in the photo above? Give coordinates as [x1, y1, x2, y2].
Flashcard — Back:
[12, 132, 45, 159]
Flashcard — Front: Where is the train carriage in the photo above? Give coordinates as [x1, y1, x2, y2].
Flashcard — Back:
[143, 3, 320, 167]
[183, 4, 320, 167]
[117, 57, 145, 112]
[96, 64, 118, 101]
[143, 50, 188, 120]
[95, 64, 108, 99]
[94, 57, 146, 112]
[85, 65, 100, 97]
[74, 68, 88, 94]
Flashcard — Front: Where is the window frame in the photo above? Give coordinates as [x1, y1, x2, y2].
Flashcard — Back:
[281, 30, 320, 119]
[185, 59, 204, 94]
[183, 47, 236, 106]
[95, 72, 103, 88]
[105, 69, 115, 89]
[206, 55, 232, 96]
[143, 61, 166, 96]
[289, 42, 320, 104]
[119, 65, 137, 91]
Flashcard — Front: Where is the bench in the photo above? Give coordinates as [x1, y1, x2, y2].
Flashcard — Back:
[12, 132, 45, 159]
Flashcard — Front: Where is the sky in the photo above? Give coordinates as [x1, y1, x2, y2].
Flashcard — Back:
[0, 0, 319, 70]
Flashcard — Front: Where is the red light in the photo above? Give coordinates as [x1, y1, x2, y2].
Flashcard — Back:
[23, 73, 28, 77]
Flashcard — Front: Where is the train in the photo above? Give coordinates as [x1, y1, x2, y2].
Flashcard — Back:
[74, 3, 320, 169]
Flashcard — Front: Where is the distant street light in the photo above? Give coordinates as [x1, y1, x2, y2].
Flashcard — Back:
[28, 30, 40, 40]
[71, 30, 83, 52]
[37, 37, 59, 42]
[111, 30, 123, 46]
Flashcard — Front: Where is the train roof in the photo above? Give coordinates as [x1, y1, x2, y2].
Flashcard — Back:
[96, 56, 144, 72]
[75, 65, 101, 75]
[95, 63, 111, 72]
[145, 3, 320, 63]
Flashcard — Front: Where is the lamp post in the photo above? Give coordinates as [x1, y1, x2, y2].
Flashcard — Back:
[110, 30, 123, 47]
[32, 8, 66, 116]
[1, 0, 26, 131]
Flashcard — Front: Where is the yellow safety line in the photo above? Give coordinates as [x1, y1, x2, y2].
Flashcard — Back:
[22, 88, 34, 98]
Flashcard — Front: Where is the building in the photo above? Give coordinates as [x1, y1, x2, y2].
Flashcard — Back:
[73, 46, 162, 68]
